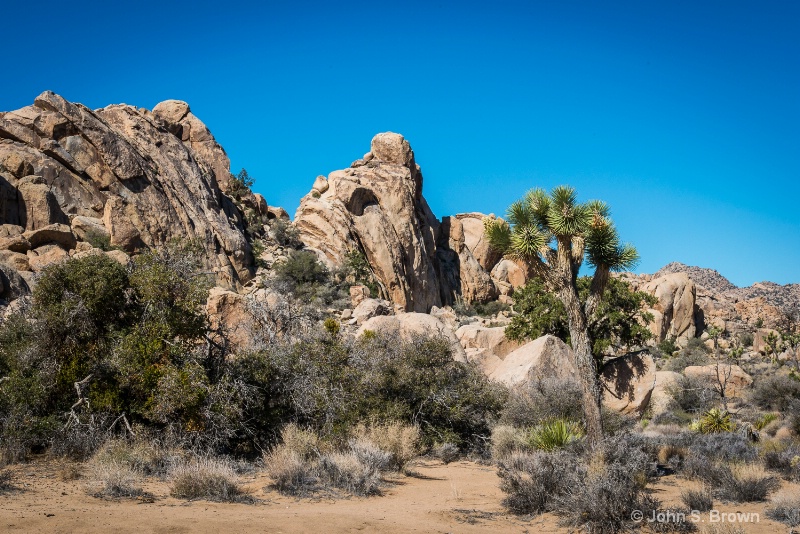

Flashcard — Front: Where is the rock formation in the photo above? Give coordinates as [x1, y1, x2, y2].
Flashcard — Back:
[0, 91, 258, 301]
[294, 132, 521, 312]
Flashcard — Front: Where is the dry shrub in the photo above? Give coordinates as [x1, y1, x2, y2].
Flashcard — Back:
[353, 422, 421, 471]
[765, 491, 800, 527]
[497, 451, 578, 514]
[491, 425, 529, 460]
[0, 469, 13, 492]
[715, 463, 780, 503]
[57, 464, 82, 481]
[658, 444, 687, 466]
[681, 485, 714, 511]
[430, 442, 460, 464]
[86, 461, 144, 498]
[317, 451, 383, 496]
[92, 438, 184, 477]
[263, 446, 317, 495]
[277, 424, 322, 460]
[170, 457, 249, 502]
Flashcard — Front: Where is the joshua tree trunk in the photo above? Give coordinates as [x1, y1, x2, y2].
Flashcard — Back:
[561, 285, 604, 447]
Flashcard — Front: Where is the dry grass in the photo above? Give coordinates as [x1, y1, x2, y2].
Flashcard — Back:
[169, 457, 251, 503]
[490, 425, 528, 460]
[57, 464, 82, 481]
[0, 469, 14, 493]
[92, 438, 184, 477]
[716, 463, 780, 503]
[86, 461, 145, 499]
[680, 485, 714, 511]
[263, 446, 318, 495]
[353, 422, 421, 471]
[765, 491, 800, 526]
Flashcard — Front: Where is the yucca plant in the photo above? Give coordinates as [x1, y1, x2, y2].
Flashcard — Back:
[754, 413, 778, 431]
[485, 186, 638, 445]
[696, 408, 735, 434]
[528, 419, 584, 451]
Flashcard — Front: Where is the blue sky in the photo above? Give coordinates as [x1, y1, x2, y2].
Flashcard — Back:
[3, 1, 798, 286]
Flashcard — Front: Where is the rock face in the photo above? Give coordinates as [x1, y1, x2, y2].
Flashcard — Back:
[294, 133, 519, 312]
[456, 324, 524, 375]
[600, 353, 657, 415]
[488, 335, 578, 387]
[636, 273, 698, 343]
[0, 91, 254, 293]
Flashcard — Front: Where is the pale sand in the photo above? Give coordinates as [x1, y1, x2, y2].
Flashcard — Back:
[0, 458, 795, 533]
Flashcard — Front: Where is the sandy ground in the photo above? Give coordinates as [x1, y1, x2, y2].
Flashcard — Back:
[0, 458, 796, 533]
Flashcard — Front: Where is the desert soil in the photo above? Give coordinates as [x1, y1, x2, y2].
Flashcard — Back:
[0, 458, 795, 533]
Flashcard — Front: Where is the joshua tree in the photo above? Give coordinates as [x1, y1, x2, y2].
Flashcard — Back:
[484, 186, 639, 445]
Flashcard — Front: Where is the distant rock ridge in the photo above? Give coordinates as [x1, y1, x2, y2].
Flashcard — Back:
[652, 261, 798, 327]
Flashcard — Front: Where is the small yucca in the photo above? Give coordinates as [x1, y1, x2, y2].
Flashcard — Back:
[696, 408, 735, 434]
[528, 419, 583, 451]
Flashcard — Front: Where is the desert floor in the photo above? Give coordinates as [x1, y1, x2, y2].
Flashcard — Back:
[0, 458, 795, 533]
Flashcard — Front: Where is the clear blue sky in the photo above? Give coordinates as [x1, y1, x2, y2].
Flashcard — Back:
[3, 1, 798, 286]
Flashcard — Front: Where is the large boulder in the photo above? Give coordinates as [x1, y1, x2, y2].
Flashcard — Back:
[600, 353, 657, 415]
[455, 324, 524, 375]
[0, 92, 254, 289]
[352, 298, 391, 325]
[488, 335, 577, 387]
[649, 371, 683, 416]
[640, 273, 697, 343]
[490, 259, 530, 296]
[684, 364, 752, 397]
[356, 313, 466, 361]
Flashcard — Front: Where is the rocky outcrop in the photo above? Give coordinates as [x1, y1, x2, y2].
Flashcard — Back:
[0, 91, 256, 293]
[456, 324, 524, 375]
[488, 335, 578, 387]
[632, 273, 698, 344]
[294, 133, 442, 312]
[294, 132, 520, 312]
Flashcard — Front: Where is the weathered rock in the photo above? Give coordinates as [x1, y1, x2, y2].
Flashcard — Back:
[438, 215, 498, 303]
[600, 353, 657, 415]
[0, 225, 24, 238]
[0, 234, 30, 253]
[23, 223, 77, 249]
[684, 364, 752, 397]
[641, 273, 697, 343]
[105, 249, 131, 266]
[488, 335, 578, 387]
[0, 263, 29, 300]
[349, 285, 371, 308]
[71, 215, 109, 242]
[649, 371, 682, 416]
[352, 298, 391, 325]
[456, 324, 524, 375]
[753, 328, 781, 354]
[490, 259, 530, 295]
[429, 305, 459, 331]
[356, 313, 466, 361]
[267, 206, 290, 221]
[0, 250, 31, 272]
[295, 132, 442, 312]
[27, 244, 68, 271]
[0, 92, 254, 289]
[206, 287, 254, 355]
[311, 175, 329, 195]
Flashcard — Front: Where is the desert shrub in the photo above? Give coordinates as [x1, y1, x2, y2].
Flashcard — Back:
[497, 450, 579, 514]
[347, 438, 392, 473]
[0, 469, 14, 493]
[664, 339, 711, 372]
[87, 461, 145, 499]
[262, 331, 506, 450]
[528, 419, 584, 451]
[275, 250, 328, 286]
[317, 451, 383, 496]
[170, 457, 249, 502]
[761, 443, 800, 480]
[91, 438, 184, 477]
[471, 300, 509, 317]
[681, 486, 714, 511]
[353, 422, 421, 471]
[754, 413, 778, 431]
[501, 377, 583, 428]
[686, 432, 757, 465]
[658, 337, 679, 356]
[667, 375, 716, 413]
[552, 437, 658, 533]
[789, 399, 800, 436]
[430, 442, 460, 464]
[270, 219, 302, 248]
[491, 425, 529, 460]
[263, 446, 317, 495]
[750, 375, 800, 411]
[765, 492, 800, 527]
[714, 463, 780, 503]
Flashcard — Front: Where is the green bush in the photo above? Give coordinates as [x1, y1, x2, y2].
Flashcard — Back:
[528, 419, 584, 451]
[751, 375, 800, 411]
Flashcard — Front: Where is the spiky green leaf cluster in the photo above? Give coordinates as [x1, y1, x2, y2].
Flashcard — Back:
[484, 185, 638, 273]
